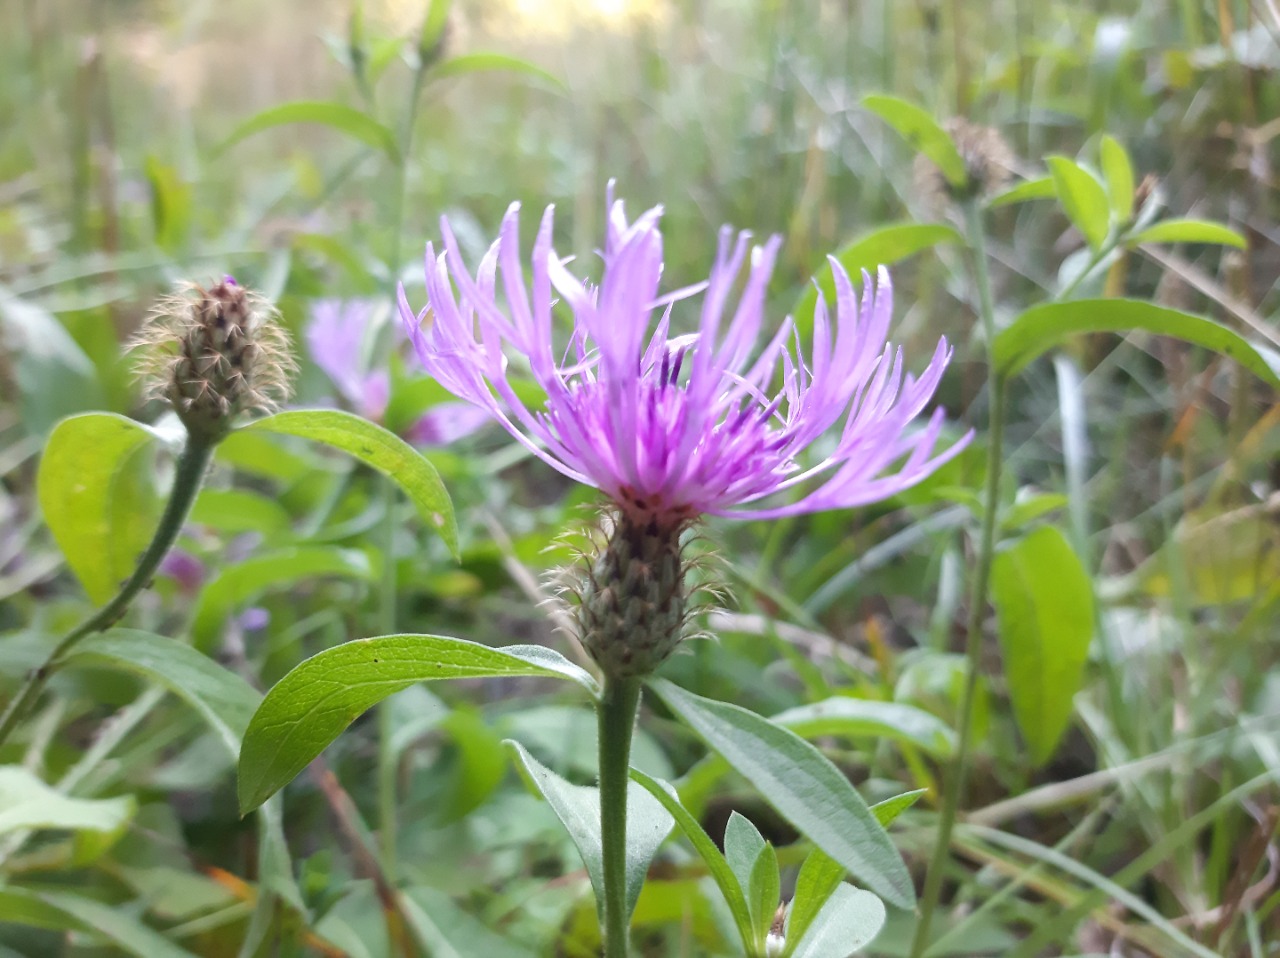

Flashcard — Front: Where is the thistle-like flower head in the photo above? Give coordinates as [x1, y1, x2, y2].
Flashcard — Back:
[400, 192, 969, 531]
[132, 277, 295, 442]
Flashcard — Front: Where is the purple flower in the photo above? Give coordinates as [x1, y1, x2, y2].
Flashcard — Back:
[307, 298, 486, 448]
[306, 299, 391, 421]
[399, 192, 970, 524]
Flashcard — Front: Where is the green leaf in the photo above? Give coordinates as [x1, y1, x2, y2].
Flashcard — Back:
[67, 629, 261, 757]
[144, 156, 192, 253]
[782, 849, 845, 957]
[37, 413, 166, 603]
[1129, 218, 1247, 249]
[418, 0, 452, 57]
[869, 789, 925, 827]
[190, 546, 375, 651]
[400, 886, 537, 958]
[220, 100, 399, 162]
[631, 768, 756, 952]
[986, 175, 1056, 209]
[1046, 155, 1111, 250]
[991, 526, 1094, 766]
[190, 488, 292, 535]
[993, 299, 1280, 387]
[788, 884, 886, 958]
[0, 888, 198, 958]
[792, 223, 963, 331]
[245, 409, 458, 557]
[237, 634, 597, 812]
[768, 698, 956, 757]
[724, 812, 778, 950]
[0, 766, 135, 866]
[506, 741, 671, 923]
[427, 52, 566, 91]
[1098, 135, 1135, 222]
[647, 680, 914, 909]
[862, 95, 965, 186]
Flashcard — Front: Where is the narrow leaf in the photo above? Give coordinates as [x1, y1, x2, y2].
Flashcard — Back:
[37, 413, 164, 603]
[782, 849, 846, 957]
[724, 812, 776, 949]
[1098, 135, 1135, 222]
[792, 223, 962, 331]
[869, 790, 925, 827]
[862, 95, 965, 186]
[190, 546, 375, 651]
[68, 629, 261, 757]
[993, 299, 1280, 387]
[648, 680, 914, 909]
[506, 741, 671, 923]
[769, 698, 956, 757]
[245, 409, 458, 557]
[991, 526, 1094, 765]
[5, 888, 198, 958]
[1129, 218, 1247, 249]
[0, 766, 135, 859]
[238, 635, 596, 812]
[221, 101, 399, 162]
[986, 175, 1056, 209]
[427, 52, 565, 91]
[1046, 156, 1111, 250]
[631, 768, 757, 951]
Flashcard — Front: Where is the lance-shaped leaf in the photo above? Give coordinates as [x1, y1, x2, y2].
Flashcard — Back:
[238, 635, 598, 813]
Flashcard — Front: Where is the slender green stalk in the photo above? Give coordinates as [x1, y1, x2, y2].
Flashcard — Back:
[377, 476, 399, 880]
[597, 674, 642, 958]
[909, 201, 1005, 958]
[0, 435, 215, 747]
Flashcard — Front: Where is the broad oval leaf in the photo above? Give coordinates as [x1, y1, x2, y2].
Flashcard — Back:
[37, 413, 166, 603]
[238, 635, 597, 812]
[67, 629, 261, 757]
[769, 698, 956, 757]
[1046, 155, 1111, 250]
[862, 95, 965, 186]
[792, 223, 962, 332]
[190, 546, 375, 651]
[506, 741, 671, 923]
[647, 680, 914, 909]
[221, 100, 399, 162]
[244, 409, 458, 557]
[991, 526, 1094, 766]
[631, 767, 757, 952]
[1129, 218, 1246, 249]
[788, 884, 886, 958]
[993, 299, 1280, 387]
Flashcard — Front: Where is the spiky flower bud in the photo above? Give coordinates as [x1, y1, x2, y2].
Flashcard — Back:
[574, 510, 693, 679]
[131, 277, 295, 442]
[914, 118, 1016, 209]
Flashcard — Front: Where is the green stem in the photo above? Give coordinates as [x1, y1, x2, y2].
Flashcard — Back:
[597, 674, 642, 958]
[377, 476, 399, 880]
[909, 201, 1005, 958]
[0, 435, 215, 747]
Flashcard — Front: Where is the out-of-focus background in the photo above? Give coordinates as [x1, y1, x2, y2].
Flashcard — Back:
[2, 0, 1278, 955]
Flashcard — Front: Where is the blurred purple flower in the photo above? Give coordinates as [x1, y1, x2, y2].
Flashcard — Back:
[399, 191, 970, 525]
[307, 298, 485, 448]
[306, 300, 390, 421]
[159, 549, 205, 592]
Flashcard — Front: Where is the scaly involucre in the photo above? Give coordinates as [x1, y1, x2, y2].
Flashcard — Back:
[400, 193, 969, 527]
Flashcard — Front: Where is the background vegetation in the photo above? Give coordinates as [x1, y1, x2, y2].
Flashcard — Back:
[1, 0, 1277, 955]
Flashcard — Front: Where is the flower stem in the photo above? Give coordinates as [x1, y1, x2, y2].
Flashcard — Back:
[0, 434, 215, 747]
[909, 201, 1005, 958]
[597, 674, 642, 958]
